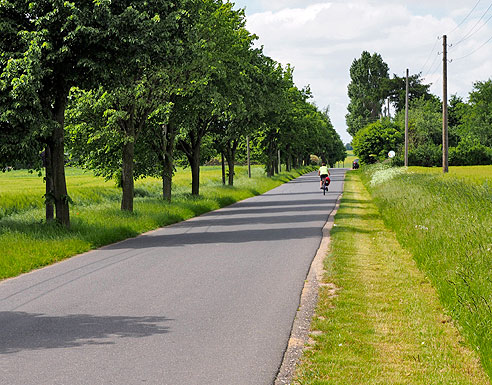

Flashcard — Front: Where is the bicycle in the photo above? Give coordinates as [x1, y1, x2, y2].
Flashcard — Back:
[322, 176, 330, 195]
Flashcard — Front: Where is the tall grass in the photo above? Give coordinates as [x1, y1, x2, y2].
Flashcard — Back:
[360, 164, 492, 378]
[294, 171, 488, 384]
[0, 165, 313, 280]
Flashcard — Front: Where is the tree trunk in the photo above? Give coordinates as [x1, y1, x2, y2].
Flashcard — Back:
[266, 154, 273, 177]
[121, 126, 135, 211]
[286, 149, 292, 171]
[227, 158, 235, 185]
[225, 139, 238, 186]
[221, 152, 226, 185]
[191, 142, 200, 195]
[44, 144, 54, 221]
[187, 145, 200, 195]
[178, 129, 202, 196]
[52, 95, 70, 227]
[160, 123, 176, 202]
[161, 155, 173, 202]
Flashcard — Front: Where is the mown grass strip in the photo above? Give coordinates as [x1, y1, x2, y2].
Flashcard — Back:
[0, 166, 313, 280]
[293, 171, 489, 384]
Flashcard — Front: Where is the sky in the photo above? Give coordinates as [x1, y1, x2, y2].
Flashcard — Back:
[231, 0, 492, 144]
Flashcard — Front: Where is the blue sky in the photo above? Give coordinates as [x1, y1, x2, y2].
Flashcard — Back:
[231, 0, 492, 143]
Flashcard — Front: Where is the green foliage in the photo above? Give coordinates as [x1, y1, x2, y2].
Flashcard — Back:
[352, 118, 403, 164]
[389, 95, 443, 167]
[449, 135, 492, 166]
[3, 0, 346, 213]
[461, 79, 492, 148]
[66, 88, 124, 180]
[384, 72, 432, 113]
[346, 51, 389, 136]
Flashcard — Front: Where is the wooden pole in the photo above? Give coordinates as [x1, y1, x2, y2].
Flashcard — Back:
[442, 35, 449, 173]
[405, 68, 409, 167]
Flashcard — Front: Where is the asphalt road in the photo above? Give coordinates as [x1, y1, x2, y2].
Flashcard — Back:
[0, 169, 346, 385]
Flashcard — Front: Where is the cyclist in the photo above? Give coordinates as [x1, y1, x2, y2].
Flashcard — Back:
[318, 162, 330, 189]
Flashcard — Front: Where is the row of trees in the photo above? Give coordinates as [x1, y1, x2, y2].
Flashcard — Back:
[0, 0, 345, 227]
[347, 51, 492, 166]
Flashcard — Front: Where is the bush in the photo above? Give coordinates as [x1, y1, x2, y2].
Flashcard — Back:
[408, 142, 442, 167]
[352, 118, 403, 164]
[449, 136, 492, 166]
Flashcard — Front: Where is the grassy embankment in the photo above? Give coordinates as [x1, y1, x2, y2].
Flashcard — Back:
[294, 167, 491, 384]
[0, 165, 313, 280]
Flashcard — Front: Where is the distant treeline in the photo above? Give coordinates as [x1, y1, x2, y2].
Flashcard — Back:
[346, 51, 492, 166]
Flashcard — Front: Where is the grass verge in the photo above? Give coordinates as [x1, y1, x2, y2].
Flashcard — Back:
[293, 171, 489, 384]
[0, 165, 313, 280]
[361, 164, 492, 378]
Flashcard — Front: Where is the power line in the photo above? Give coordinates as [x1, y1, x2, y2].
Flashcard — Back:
[419, 36, 440, 74]
[452, 32, 492, 60]
[451, 11, 492, 47]
[451, 2, 492, 47]
[423, 51, 442, 80]
[448, 0, 482, 34]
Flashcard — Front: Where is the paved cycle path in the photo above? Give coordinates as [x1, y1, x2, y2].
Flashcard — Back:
[0, 169, 346, 385]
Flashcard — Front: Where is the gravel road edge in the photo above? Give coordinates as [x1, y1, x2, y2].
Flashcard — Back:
[274, 188, 344, 385]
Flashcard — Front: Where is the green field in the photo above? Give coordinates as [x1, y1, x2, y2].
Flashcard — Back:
[408, 165, 492, 184]
[334, 150, 358, 169]
[0, 165, 312, 280]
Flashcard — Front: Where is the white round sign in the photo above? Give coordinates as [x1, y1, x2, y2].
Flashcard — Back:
[388, 150, 396, 158]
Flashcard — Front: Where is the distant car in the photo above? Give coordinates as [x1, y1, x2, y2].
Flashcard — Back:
[352, 159, 359, 169]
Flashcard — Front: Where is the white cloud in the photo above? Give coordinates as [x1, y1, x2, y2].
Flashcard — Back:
[234, 0, 492, 143]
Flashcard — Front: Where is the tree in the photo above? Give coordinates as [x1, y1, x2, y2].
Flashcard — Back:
[66, 0, 200, 206]
[461, 79, 492, 147]
[346, 51, 389, 136]
[448, 94, 467, 147]
[215, 48, 274, 186]
[392, 95, 442, 166]
[254, 64, 295, 176]
[315, 107, 346, 167]
[352, 118, 403, 164]
[384, 72, 431, 113]
[175, 2, 256, 194]
[1, 0, 188, 224]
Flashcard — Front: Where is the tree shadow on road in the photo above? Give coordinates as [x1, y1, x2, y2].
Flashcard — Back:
[0, 312, 171, 354]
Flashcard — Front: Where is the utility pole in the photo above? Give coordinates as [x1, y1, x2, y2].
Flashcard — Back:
[442, 35, 449, 173]
[247, 136, 251, 178]
[405, 68, 409, 167]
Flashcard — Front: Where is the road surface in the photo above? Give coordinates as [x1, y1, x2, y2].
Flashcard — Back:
[0, 169, 346, 385]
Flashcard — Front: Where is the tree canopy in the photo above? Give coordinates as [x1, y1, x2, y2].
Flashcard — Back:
[346, 51, 389, 137]
[2, 0, 346, 221]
